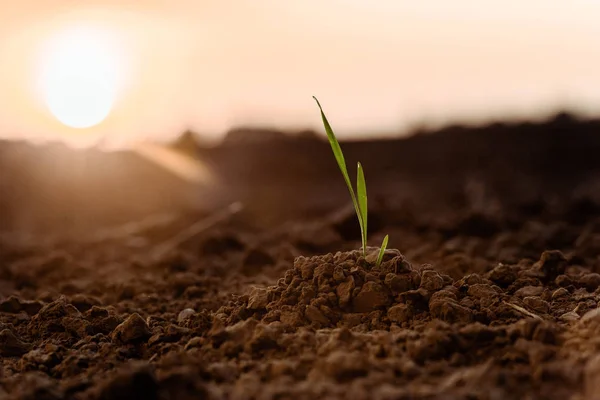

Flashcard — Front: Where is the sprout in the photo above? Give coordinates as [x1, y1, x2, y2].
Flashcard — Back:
[313, 96, 389, 266]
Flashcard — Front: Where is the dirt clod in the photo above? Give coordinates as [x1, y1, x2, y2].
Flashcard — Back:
[111, 314, 152, 344]
[352, 281, 390, 313]
[0, 329, 32, 356]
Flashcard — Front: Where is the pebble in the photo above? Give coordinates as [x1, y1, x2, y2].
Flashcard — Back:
[177, 308, 196, 324]
[560, 311, 581, 322]
[111, 313, 151, 344]
[515, 286, 544, 298]
[552, 287, 569, 300]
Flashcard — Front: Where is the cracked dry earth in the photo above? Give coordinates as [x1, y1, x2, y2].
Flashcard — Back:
[2, 200, 600, 400]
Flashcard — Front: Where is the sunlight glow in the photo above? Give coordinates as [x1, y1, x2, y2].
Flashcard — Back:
[38, 25, 121, 129]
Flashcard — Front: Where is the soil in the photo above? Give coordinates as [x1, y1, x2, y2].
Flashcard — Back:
[2, 112, 600, 399]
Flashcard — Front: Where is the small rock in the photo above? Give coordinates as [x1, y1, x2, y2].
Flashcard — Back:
[560, 311, 580, 322]
[581, 273, 600, 292]
[111, 313, 151, 344]
[523, 296, 550, 314]
[352, 281, 390, 313]
[420, 270, 444, 292]
[185, 336, 203, 350]
[247, 287, 270, 310]
[0, 329, 32, 356]
[388, 304, 413, 324]
[515, 286, 544, 298]
[177, 308, 196, 324]
[304, 305, 330, 325]
[552, 288, 569, 300]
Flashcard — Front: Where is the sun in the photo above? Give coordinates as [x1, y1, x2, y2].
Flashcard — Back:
[38, 26, 121, 129]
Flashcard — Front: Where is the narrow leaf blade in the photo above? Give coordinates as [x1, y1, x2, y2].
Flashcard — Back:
[375, 235, 389, 267]
[356, 162, 368, 253]
[313, 96, 364, 250]
[312, 97, 351, 186]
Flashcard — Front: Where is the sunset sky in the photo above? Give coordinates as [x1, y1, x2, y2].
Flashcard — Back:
[0, 0, 599, 148]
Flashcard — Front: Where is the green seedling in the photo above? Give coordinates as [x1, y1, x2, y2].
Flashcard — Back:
[313, 96, 389, 265]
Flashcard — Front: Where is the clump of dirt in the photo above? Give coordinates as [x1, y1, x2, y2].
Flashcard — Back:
[217, 249, 438, 330]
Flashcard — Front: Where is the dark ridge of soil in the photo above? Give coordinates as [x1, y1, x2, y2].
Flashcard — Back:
[2, 112, 600, 398]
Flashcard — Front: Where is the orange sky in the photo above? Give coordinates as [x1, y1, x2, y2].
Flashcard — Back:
[0, 0, 599, 147]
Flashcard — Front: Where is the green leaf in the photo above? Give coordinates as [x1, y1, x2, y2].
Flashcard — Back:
[356, 162, 368, 255]
[375, 235, 389, 267]
[313, 96, 365, 254]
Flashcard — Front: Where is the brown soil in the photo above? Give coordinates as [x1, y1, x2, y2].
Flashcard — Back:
[2, 112, 600, 399]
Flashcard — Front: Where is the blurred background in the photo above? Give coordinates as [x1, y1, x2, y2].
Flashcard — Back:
[1, 0, 600, 237]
